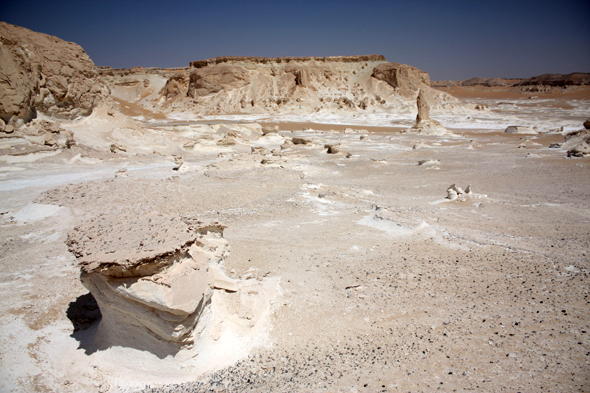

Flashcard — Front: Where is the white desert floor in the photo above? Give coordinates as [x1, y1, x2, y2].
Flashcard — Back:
[0, 95, 589, 392]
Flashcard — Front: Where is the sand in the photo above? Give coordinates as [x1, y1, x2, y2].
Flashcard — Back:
[0, 92, 589, 392]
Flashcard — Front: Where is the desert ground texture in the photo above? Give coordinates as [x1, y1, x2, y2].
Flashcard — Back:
[1, 22, 589, 393]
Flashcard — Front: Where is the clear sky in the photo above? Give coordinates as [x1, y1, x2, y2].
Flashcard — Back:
[2, 0, 589, 81]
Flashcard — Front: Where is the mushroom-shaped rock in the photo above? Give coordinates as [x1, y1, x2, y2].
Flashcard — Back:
[66, 212, 229, 357]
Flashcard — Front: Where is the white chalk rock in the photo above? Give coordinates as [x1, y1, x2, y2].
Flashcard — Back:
[67, 212, 230, 356]
[504, 126, 537, 134]
[446, 183, 472, 201]
[447, 188, 458, 201]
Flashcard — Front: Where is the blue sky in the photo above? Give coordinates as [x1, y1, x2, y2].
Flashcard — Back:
[2, 0, 589, 80]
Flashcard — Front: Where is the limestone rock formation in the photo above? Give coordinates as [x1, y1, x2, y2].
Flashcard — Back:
[150, 55, 458, 116]
[187, 65, 250, 98]
[416, 89, 430, 122]
[292, 137, 313, 145]
[567, 140, 590, 157]
[408, 90, 449, 134]
[66, 213, 231, 356]
[157, 72, 189, 100]
[0, 22, 109, 125]
[371, 62, 431, 95]
[505, 126, 537, 134]
[446, 184, 472, 201]
[561, 128, 590, 158]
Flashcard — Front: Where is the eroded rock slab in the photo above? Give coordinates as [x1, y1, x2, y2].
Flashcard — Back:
[67, 212, 229, 356]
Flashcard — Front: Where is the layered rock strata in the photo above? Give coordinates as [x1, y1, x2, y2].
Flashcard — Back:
[0, 22, 109, 125]
[149, 55, 457, 116]
[66, 213, 234, 357]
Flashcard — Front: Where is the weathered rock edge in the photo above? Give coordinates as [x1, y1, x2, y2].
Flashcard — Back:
[0, 22, 109, 125]
[66, 213, 231, 356]
[190, 55, 387, 68]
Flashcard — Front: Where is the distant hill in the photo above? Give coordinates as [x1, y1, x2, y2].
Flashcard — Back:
[432, 73, 590, 99]
[433, 73, 590, 88]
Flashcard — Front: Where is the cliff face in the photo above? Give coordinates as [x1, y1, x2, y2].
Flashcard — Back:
[147, 55, 456, 116]
[0, 22, 109, 125]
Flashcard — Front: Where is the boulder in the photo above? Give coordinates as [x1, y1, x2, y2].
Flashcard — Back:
[172, 155, 186, 171]
[567, 141, 590, 157]
[292, 137, 313, 145]
[43, 132, 59, 147]
[446, 184, 472, 201]
[325, 144, 341, 154]
[217, 136, 236, 146]
[114, 169, 128, 178]
[584, 118, 590, 130]
[562, 129, 590, 157]
[110, 143, 126, 153]
[0, 22, 109, 124]
[262, 125, 280, 135]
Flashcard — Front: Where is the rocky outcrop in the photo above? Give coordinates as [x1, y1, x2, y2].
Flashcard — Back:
[567, 140, 590, 157]
[408, 90, 449, 134]
[66, 213, 233, 357]
[371, 62, 430, 93]
[157, 72, 189, 100]
[562, 129, 590, 158]
[0, 22, 109, 125]
[446, 184, 472, 201]
[150, 55, 457, 116]
[505, 126, 537, 134]
[188, 65, 250, 98]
